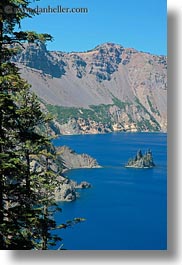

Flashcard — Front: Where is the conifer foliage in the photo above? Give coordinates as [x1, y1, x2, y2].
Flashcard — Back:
[0, 0, 79, 250]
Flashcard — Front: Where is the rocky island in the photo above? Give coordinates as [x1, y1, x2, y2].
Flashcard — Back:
[125, 149, 155, 168]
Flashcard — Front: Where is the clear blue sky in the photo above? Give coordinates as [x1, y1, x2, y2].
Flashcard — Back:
[20, 0, 167, 55]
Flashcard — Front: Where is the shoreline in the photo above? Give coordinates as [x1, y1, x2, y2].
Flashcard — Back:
[53, 131, 167, 138]
[125, 166, 155, 169]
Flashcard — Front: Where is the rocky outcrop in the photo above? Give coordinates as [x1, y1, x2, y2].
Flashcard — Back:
[56, 146, 101, 170]
[30, 145, 100, 202]
[54, 176, 77, 202]
[13, 42, 167, 133]
[12, 43, 66, 78]
[75, 181, 91, 189]
[125, 149, 155, 168]
[54, 117, 112, 135]
[53, 146, 100, 201]
[55, 176, 91, 202]
[55, 183, 77, 202]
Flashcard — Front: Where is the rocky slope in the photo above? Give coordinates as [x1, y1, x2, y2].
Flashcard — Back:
[12, 42, 167, 133]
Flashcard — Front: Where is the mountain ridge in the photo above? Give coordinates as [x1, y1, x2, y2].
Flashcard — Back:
[12, 42, 167, 134]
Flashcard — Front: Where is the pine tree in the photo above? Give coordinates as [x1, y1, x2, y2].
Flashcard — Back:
[0, 2, 42, 248]
[0, 1, 84, 249]
[15, 91, 62, 249]
[0, 0, 58, 249]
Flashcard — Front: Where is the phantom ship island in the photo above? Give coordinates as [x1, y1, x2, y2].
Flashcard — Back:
[125, 149, 155, 169]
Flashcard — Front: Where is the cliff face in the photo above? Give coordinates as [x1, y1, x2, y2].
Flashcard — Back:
[56, 146, 101, 170]
[13, 42, 167, 134]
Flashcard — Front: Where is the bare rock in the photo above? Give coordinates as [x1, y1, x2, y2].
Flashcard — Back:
[56, 146, 101, 170]
[76, 181, 92, 189]
[12, 42, 167, 133]
[55, 178, 92, 202]
[55, 183, 77, 202]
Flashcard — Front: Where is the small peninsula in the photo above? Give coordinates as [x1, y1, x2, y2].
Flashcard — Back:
[56, 146, 101, 171]
[125, 149, 155, 169]
[30, 146, 101, 202]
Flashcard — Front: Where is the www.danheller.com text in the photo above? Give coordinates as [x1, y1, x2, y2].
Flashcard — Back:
[2, 5, 89, 14]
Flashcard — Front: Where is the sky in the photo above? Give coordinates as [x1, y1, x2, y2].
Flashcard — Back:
[20, 0, 167, 55]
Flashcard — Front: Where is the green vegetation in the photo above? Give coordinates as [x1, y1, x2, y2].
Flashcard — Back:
[46, 96, 161, 133]
[46, 97, 133, 128]
[90, 104, 112, 124]
[147, 96, 160, 116]
[112, 96, 131, 109]
[135, 97, 161, 130]
[46, 104, 113, 125]
[46, 105, 80, 123]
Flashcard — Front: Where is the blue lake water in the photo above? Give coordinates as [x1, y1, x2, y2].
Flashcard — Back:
[53, 133, 167, 250]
